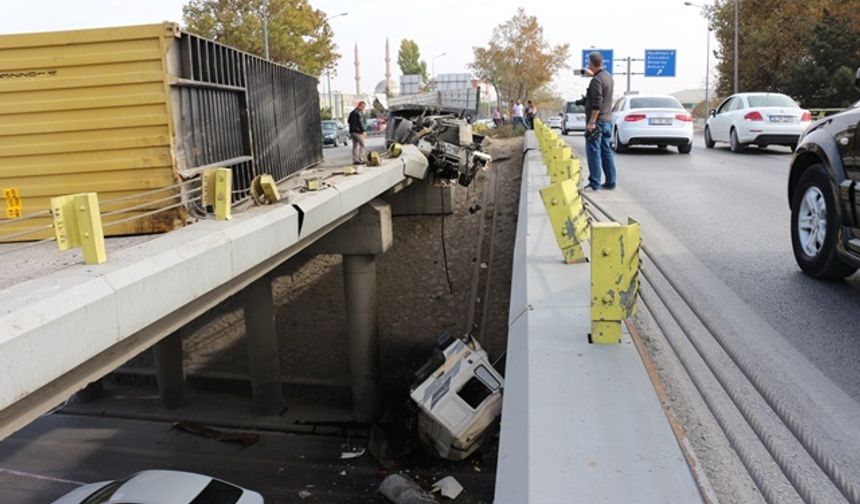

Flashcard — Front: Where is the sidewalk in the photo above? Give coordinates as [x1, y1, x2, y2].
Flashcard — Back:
[493, 132, 702, 503]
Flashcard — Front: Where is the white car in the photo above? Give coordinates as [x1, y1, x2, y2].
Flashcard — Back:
[562, 101, 586, 134]
[704, 92, 811, 152]
[52, 470, 264, 504]
[610, 95, 694, 154]
[547, 115, 563, 129]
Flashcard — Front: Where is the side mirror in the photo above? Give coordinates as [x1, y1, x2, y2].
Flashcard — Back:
[709, 109, 717, 117]
[855, 67, 860, 92]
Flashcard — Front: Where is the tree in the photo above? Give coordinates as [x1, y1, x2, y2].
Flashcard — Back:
[397, 39, 428, 84]
[708, 0, 860, 107]
[470, 8, 569, 109]
[183, 0, 339, 77]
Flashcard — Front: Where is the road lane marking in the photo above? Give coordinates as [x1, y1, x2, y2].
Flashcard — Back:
[0, 467, 84, 486]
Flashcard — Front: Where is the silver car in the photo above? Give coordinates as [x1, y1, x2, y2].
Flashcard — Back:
[52, 470, 264, 504]
[562, 101, 586, 135]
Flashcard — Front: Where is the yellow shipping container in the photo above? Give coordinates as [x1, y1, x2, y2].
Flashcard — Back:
[0, 22, 324, 242]
[0, 23, 185, 241]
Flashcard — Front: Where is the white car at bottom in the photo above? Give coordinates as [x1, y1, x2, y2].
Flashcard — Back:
[705, 92, 811, 152]
[52, 470, 263, 504]
[611, 95, 694, 154]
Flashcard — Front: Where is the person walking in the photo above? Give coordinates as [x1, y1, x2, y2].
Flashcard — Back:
[493, 108, 502, 128]
[525, 100, 536, 129]
[349, 101, 367, 165]
[512, 99, 526, 130]
[584, 52, 617, 191]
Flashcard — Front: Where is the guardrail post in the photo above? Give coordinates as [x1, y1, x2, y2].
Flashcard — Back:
[50, 192, 107, 265]
[539, 179, 589, 264]
[202, 167, 232, 220]
[590, 218, 641, 344]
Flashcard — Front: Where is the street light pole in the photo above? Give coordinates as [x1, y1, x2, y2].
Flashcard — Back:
[432, 52, 447, 80]
[262, 0, 270, 61]
[323, 13, 348, 120]
[733, 0, 739, 93]
[684, 2, 713, 111]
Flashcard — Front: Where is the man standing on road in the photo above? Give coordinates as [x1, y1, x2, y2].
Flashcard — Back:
[525, 100, 536, 129]
[584, 52, 617, 191]
[349, 101, 367, 165]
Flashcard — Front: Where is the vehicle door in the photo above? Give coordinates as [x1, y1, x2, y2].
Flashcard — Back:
[729, 96, 748, 130]
[841, 107, 860, 232]
[710, 97, 735, 141]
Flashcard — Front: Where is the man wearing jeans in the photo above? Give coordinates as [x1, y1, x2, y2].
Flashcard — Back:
[584, 52, 617, 190]
[349, 101, 367, 164]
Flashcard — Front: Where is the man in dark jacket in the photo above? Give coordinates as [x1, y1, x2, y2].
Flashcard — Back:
[348, 101, 367, 164]
[584, 52, 617, 191]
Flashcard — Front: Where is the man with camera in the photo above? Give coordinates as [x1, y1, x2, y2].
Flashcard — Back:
[583, 52, 617, 191]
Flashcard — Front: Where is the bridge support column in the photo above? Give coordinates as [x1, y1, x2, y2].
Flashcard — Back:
[305, 199, 392, 422]
[343, 254, 380, 422]
[241, 274, 285, 416]
[153, 330, 185, 409]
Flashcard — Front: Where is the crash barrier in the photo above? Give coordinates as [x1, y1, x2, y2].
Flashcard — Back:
[533, 120, 640, 344]
[0, 23, 322, 242]
[1, 168, 240, 265]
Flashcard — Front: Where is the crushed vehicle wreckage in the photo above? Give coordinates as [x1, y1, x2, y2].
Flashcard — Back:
[386, 105, 492, 188]
[410, 333, 504, 461]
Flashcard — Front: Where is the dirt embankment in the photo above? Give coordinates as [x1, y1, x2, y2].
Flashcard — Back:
[135, 137, 525, 392]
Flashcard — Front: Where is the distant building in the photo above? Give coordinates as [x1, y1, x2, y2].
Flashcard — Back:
[671, 89, 706, 110]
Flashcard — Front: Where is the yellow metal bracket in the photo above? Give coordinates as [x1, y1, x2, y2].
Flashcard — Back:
[250, 174, 281, 205]
[590, 218, 641, 344]
[539, 179, 590, 264]
[3, 188, 22, 218]
[50, 192, 107, 265]
[202, 168, 232, 220]
[548, 158, 581, 186]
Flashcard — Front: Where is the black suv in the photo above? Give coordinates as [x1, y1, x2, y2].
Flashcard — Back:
[789, 68, 860, 279]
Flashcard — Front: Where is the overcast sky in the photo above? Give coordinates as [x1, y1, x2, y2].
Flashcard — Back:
[1, 0, 715, 101]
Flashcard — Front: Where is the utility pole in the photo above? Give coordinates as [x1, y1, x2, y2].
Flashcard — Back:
[733, 0, 739, 93]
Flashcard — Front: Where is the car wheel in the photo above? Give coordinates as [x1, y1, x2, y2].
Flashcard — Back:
[704, 126, 715, 148]
[612, 128, 628, 153]
[562, 129, 568, 136]
[730, 128, 744, 153]
[790, 164, 857, 279]
[678, 142, 692, 154]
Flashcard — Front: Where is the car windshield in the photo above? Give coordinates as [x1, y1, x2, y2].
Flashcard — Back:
[81, 480, 126, 504]
[565, 103, 585, 113]
[321, 123, 337, 132]
[629, 97, 683, 109]
[747, 95, 799, 108]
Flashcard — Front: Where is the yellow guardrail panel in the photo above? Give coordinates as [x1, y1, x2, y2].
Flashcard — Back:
[548, 158, 581, 186]
[3, 188, 22, 218]
[590, 218, 641, 344]
[539, 179, 590, 264]
[202, 167, 232, 221]
[50, 192, 107, 265]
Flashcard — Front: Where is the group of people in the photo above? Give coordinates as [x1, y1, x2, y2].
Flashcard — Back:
[492, 99, 537, 130]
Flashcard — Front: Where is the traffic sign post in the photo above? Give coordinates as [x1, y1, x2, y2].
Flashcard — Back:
[645, 50, 677, 77]
[582, 49, 614, 74]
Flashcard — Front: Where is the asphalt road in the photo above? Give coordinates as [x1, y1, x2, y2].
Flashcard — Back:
[566, 134, 860, 401]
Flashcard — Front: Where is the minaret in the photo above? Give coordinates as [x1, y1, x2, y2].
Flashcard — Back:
[384, 38, 391, 98]
[354, 42, 361, 96]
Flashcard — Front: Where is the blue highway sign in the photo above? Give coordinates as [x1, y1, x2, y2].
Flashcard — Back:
[582, 49, 614, 74]
[645, 49, 676, 77]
